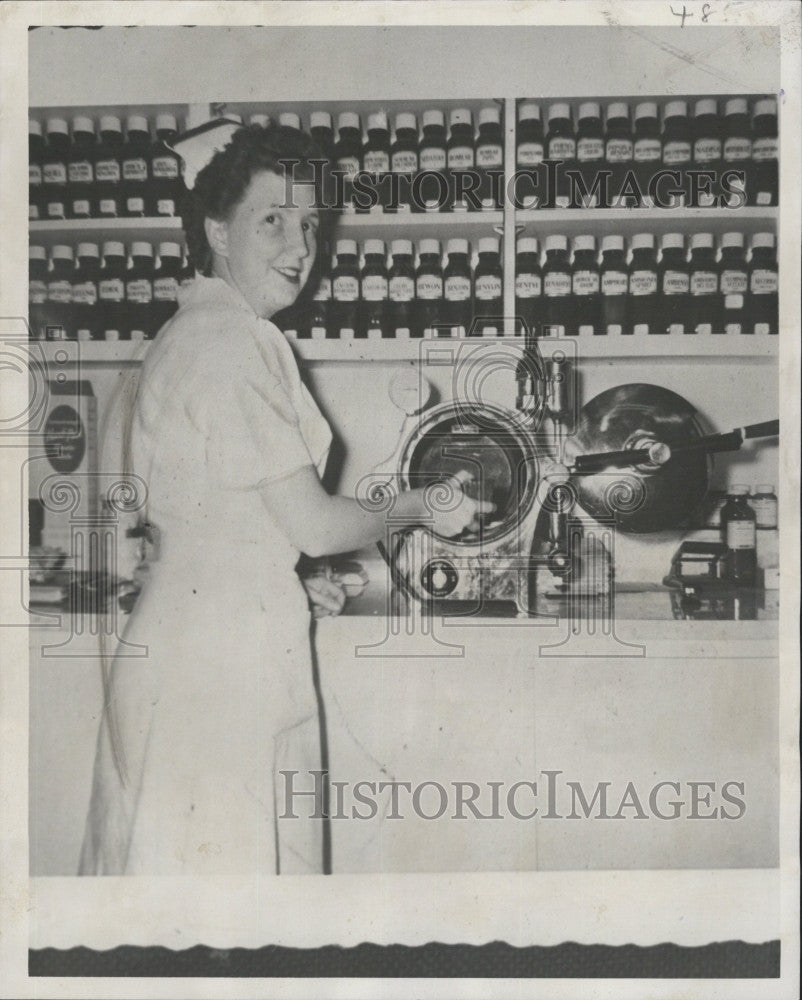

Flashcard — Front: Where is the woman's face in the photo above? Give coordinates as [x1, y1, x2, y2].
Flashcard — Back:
[209, 169, 319, 319]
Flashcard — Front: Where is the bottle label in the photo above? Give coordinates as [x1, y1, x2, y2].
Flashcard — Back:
[391, 151, 418, 173]
[548, 137, 575, 160]
[723, 137, 752, 161]
[333, 275, 359, 301]
[336, 156, 360, 180]
[606, 139, 633, 162]
[95, 159, 121, 182]
[68, 160, 93, 182]
[98, 198, 117, 215]
[629, 270, 658, 296]
[71, 199, 91, 216]
[416, 275, 443, 299]
[633, 138, 661, 162]
[362, 274, 388, 300]
[29, 280, 47, 305]
[750, 497, 778, 528]
[662, 270, 689, 294]
[445, 275, 472, 301]
[123, 158, 148, 181]
[152, 155, 179, 179]
[544, 272, 571, 296]
[389, 276, 414, 302]
[419, 148, 447, 171]
[99, 278, 125, 302]
[572, 270, 599, 295]
[313, 276, 332, 301]
[29, 164, 42, 185]
[475, 275, 502, 300]
[663, 140, 691, 164]
[750, 269, 778, 294]
[46, 201, 66, 219]
[447, 147, 474, 169]
[720, 270, 747, 294]
[126, 278, 153, 304]
[693, 138, 722, 161]
[751, 137, 778, 160]
[153, 276, 178, 301]
[601, 271, 628, 296]
[72, 281, 97, 306]
[43, 163, 67, 184]
[517, 142, 544, 165]
[363, 150, 390, 174]
[476, 144, 503, 167]
[126, 197, 145, 214]
[156, 198, 176, 215]
[516, 273, 542, 298]
[577, 137, 604, 161]
[47, 280, 71, 303]
[690, 271, 718, 295]
[726, 519, 756, 550]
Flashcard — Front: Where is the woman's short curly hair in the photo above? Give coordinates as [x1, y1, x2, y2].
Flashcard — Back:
[181, 123, 330, 276]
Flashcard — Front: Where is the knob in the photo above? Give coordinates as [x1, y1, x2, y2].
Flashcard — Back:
[421, 559, 458, 597]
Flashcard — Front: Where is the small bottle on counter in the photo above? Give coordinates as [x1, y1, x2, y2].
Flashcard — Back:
[748, 232, 778, 335]
[542, 234, 572, 337]
[719, 232, 748, 335]
[43, 118, 70, 220]
[599, 235, 628, 336]
[46, 244, 74, 340]
[126, 242, 155, 340]
[443, 238, 473, 337]
[688, 232, 719, 335]
[605, 102, 633, 207]
[545, 102, 576, 208]
[418, 109, 448, 213]
[658, 232, 689, 335]
[447, 108, 475, 212]
[388, 239, 415, 338]
[473, 237, 503, 336]
[661, 100, 691, 207]
[29, 119, 44, 220]
[703, 489, 728, 529]
[152, 241, 183, 334]
[360, 239, 388, 338]
[150, 114, 181, 217]
[28, 245, 48, 340]
[122, 115, 151, 218]
[749, 484, 778, 530]
[628, 233, 659, 335]
[722, 98, 752, 208]
[750, 98, 778, 207]
[515, 236, 542, 339]
[633, 101, 661, 207]
[391, 112, 419, 212]
[72, 243, 101, 341]
[331, 238, 360, 339]
[94, 116, 123, 217]
[99, 241, 127, 341]
[575, 102, 605, 207]
[68, 116, 95, 219]
[475, 105, 503, 210]
[415, 238, 444, 337]
[721, 484, 757, 587]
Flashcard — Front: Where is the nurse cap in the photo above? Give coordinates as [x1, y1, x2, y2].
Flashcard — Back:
[169, 117, 244, 190]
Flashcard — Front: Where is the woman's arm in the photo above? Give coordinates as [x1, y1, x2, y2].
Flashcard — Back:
[259, 465, 492, 558]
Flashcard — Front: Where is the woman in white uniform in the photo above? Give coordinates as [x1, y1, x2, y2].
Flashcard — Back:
[79, 121, 490, 876]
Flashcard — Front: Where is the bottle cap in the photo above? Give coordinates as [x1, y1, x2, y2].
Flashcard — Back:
[336, 239, 358, 257]
[518, 102, 541, 122]
[102, 241, 126, 258]
[72, 116, 95, 135]
[753, 98, 777, 118]
[131, 241, 154, 258]
[419, 238, 441, 256]
[721, 231, 744, 249]
[729, 484, 749, 496]
[517, 237, 539, 254]
[422, 109, 445, 128]
[99, 115, 122, 134]
[367, 111, 389, 132]
[126, 115, 150, 135]
[29, 119, 43, 137]
[364, 239, 385, 256]
[578, 101, 601, 121]
[631, 232, 655, 250]
[664, 100, 688, 120]
[694, 98, 718, 117]
[51, 244, 73, 261]
[548, 102, 572, 122]
[449, 108, 473, 127]
[660, 232, 685, 250]
[395, 112, 417, 132]
[391, 239, 413, 256]
[225, 113, 244, 125]
[278, 112, 301, 129]
[29, 245, 47, 261]
[690, 232, 714, 250]
[606, 102, 629, 122]
[725, 98, 749, 117]
[573, 234, 596, 253]
[158, 241, 182, 258]
[309, 111, 331, 130]
[755, 483, 775, 493]
[545, 234, 568, 253]
[156, 113, 178, 133]
[478, 237, 499, 255]
[751, 232, 775, 249]
[601, 235, 625, 253]
[337, 112, 361, 131]
[634, 101, 658, 120]
[46, 118, 69, 136]
[446, 238, 469, 256]
[77, 242, 100, 259]
[478, 106, 501, 126]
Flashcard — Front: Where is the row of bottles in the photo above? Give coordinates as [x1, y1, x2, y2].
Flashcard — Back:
[285, 237, 504, 339]
[515, 96, 778, 209]
[514, 231, 778, 337]
[29, 114, 182, 220]
[28, 241, 188, 341]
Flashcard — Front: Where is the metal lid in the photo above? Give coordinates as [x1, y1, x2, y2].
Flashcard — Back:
[517, 237, 539, 254]
[76, 242, 100, 258]
[601, 235, 625, 253]
[391, 239, 413, 256]
[310, 111, 331, 130]
[51, 244, 73, 261]
[367, 111, 389, 132]
[363, 239, 385, 256]
[664, 100, 688, 120]
[690, 232, 714, 250]
[478, 106, 501, 126]
[694, 98, 718, 117]
[46, 118, 69, 136]
[99, 115, 122, 134]
[422, 109, 445, 128]
[336, 239, 358, 256]
[548, 102, 571, 122]
[606, 102, 629, 121]
[126, 115, 149, 134]
[478, 237, 499, 255]
[29, 245, 47, 261]
[755, 483, 775, 493]
[728, 484, 750, 496]
[578, 101, 601, 121]
[29, 119, 43, 137]
[446, 238, 469, 256]
[419, 238, 441, 255]
[72, 115, 95, 135]
[721, 231, 744, 248]
[156, 113, 178, 132]
[634, 101, 658, 120]
[337, 112, 361, 131]
[395, 112, 417, 132]
[631, 232, 655, 250]
[751, 232, 775, 249]
[518, 102, 541, 121]
[449, 108, 473, 127]
[753, 98, 777, 118]
[158, 241, 182, 258]
[130, 241, 154, 258]
[725, 98, 748, 117]
[279, 112, 301, 129]
[660, 232, 685, 250]
[102, 241, 126, 257]
[573, 234, 596, 253]
[545, 235, 568, 252]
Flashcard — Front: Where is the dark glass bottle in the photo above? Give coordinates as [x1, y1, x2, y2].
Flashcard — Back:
[72, 242, 101, 341]
[721, 485, 757, 586]
[94, 116, 123, 217]
[575, 102, 605, 208]
[569, 235, 600, 335]
[750, 98, 778, 206]
[334, 112, 362, 212]
[443, 238, 473, 336]
[415, 239, 444, 337]
[658, 233, 689, 335]
[600, 235, 628, 336]
[719, 232, 748, 335]
[126, 241, 155, 340]
[748, 232, 778, 335]
[98, 241, 127, 341]
[309, 111, 334, 160]
[417, 109, 448, 213]
[388, 239, 415, 337]
[476, 105, 503, 210]
[46, 244, 74, 339]
[473, 237, 503, 336]
[152, 241, 182, 333]
[43, 118, 70, 220]
[545, 102, 576, 208]
[363, 111, 391, 212]
[28, 245, 48, 340]
[122, 115, 151, 218]
[390, 112, 418, 213]
[360, 239, 388, 338]
[150, 114, 181, 217]
[68, 116, 95, 219]
[688, 232, 719, 335]
[633, 101, 661, 206]
[690, 98, 722, 207]
[515, 102, 544, 209]
[29, 119, 44, 221]
[605, 102, 634, 207]
[304, 246, 331, 340]
[515, 236, 542, 339]
[628, 233, 659, 335]
[542, 235, 572, 336]
[447, 108, 475, 212]
[721, 98, 752, 208]
[331, 239, 360, 338]
[661, 100, 691, 208]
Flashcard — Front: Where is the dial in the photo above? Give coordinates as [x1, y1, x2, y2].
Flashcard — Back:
[421, 559, 458, 597]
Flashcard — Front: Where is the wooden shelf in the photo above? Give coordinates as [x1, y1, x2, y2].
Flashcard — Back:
[516, 207, 777, 238]
[335, 210, 503, 241]
[30, 217, 185, 249]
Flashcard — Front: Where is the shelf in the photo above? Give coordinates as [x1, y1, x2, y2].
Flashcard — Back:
[516, 207, 777, 237]
[29, 217, 185, 248]
[335, 210, 504, 241]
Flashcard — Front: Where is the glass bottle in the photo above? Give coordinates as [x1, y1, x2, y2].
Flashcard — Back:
[476, 105, 503, 210]
[721, 485, 757, 586]
[688, 232, 719, 335]
[515, 101, 544, 209]
[750, 98, 778, 207]
[122, 115, 151, 218]
[417, 109, 448, 213]
[126, 241, 155, 340]
[390, 112, 418, 212]
[690, 98, 721, 208]
[542, 234, 572, 336]
[719, 232, 748, 336]
[661, 100, 691, 208]
[473, 237, 503, 336]
[600, 234, 628, 336]
[94, 115, 123, 217]
[305, 246, 332, 340]
[150, 113, 181, 217]
[28, 245, 48, 340]
[43, 118, 70, 220]
[152, 241, 183, 333]
[29, 119, 44, 221]
[443, 238, 473, 337]
[415, 238, 444, 337]
[46, 244, 74, 340]
[309, 111, 334, 161]
[363, 111, 390, 212]
[748, 232, 778, 335]
[68, 115, 95, 219]
[388, 239, 415, 338]
[633, 101, 661, 207]
[658, 232, 689, 335]
[515, 236, 542, 339]
[360, 239, 388, 338]
[605, 102, 633, 207]
[447, 108, 475, 212]
[750, 484, 778, 530]
[569, 234, 601, 335]
[331, 239, 360, 339]
[72, 242, 101, 341]
[334, 112, 362, 212]
[545, 102, 576, 208]
[628, 233, 659, 335]
[99, 241, 127, 341]
[575, 102, 605, 208]
[721, 97, 752, 208]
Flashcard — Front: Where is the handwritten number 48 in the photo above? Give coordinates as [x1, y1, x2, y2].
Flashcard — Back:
[670, 3, 713, 26]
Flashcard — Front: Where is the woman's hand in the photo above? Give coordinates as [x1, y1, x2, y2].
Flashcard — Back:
[302, 571, 346, 618]
[430, 469, 496, 538]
